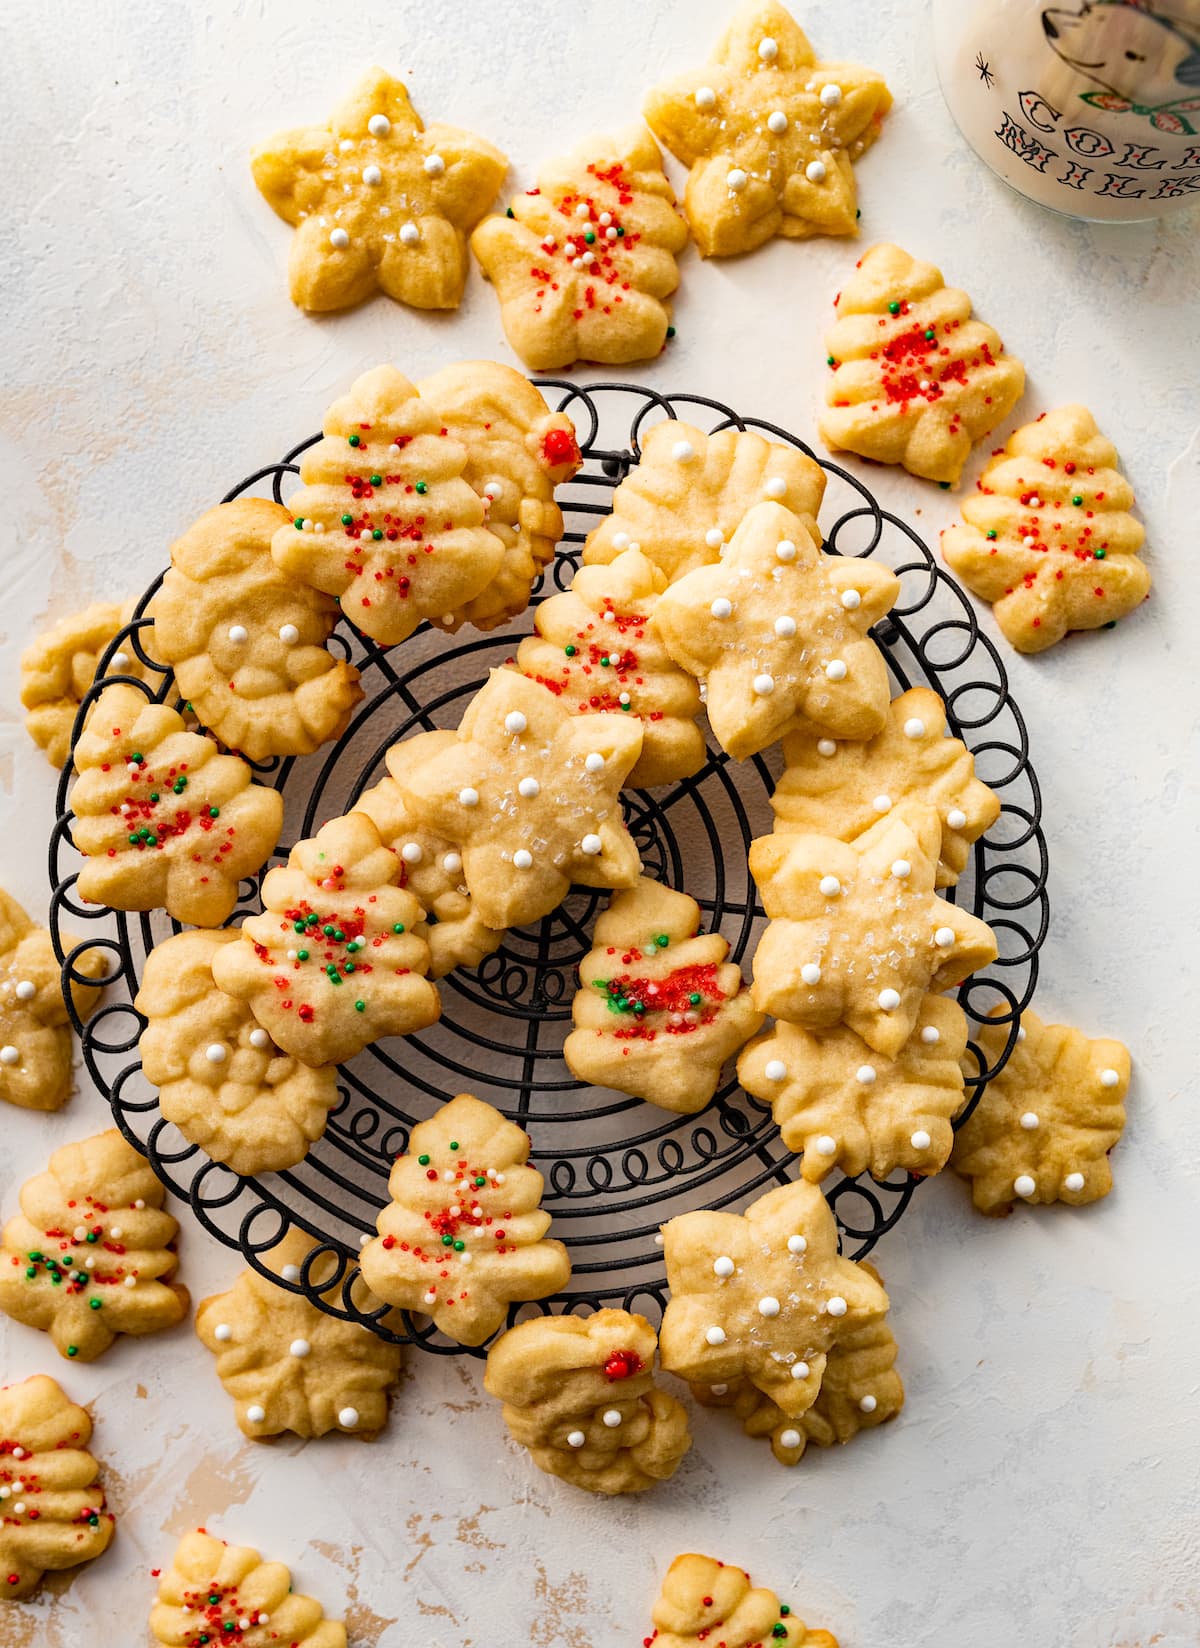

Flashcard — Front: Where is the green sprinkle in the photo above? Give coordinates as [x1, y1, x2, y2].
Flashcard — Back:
[85, 1231, 98, 1244]
[1072, 494, 1083, 506]
[452, 1240, 465, 1252]
[938, 481, 951, 490]
[564, 644, 576, 657]
[449, 1141, 459, 1151]
[334, 929, 345, 941]
[826, 355, 836, 366]
[584, 230, 595, 244]
[506, 206, 515, 217]
[688, 992, 702, 1006]
[888, 300, 900, 315]
[370, 473, 382, 486]
[341, 512, 353, 525]
[28, 1251, 42, 1262]
[294, 517, 305, 530]
[61, 1255, 73, 1266]
[780, 1606, 791, 1617]
[297, 949, 309, 961]
[131, 752, 143, 763]
[666, 324, 675, 338]
[294, 921, 306, 933]
[89, 1297, 102, 1310]
[773, 1628, 787, 1640]
[354, 1000, 365, 1012]
[474, 1176, 486, 1187]
[593, 979, 607, 990]
[323, 924, 336, 936]
[442, 1234, 453, 1246]
[654, 934, 669, 948]
[348, 434, 361, 447]
[1095, 547, 1106, 559]
[209, 806, 219, 819]
[393, 923, 405, 934]
[149, 792, 159, 802]
[372, 528, 384, 540]
[307, 912, 319, 925]
[415, 480, 428, 494]
[599, 655, 610, 667]
[66, 1345, 77, 1357]
[24, 1267, 35, 1279]
[128, 832, 140, 845]
[418, 1154, 431, 1166]
[924, 328, 935, 340]
[329, 973, 342, 986]
[616, 225, 625, 237]
[88, 1515, 99, 1526]
[344, 962, 355, 974]
[1105, 619, 1117, 629]
[986, 529, 998, 540]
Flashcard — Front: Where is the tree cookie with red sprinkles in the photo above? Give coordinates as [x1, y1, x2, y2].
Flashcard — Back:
[20, 597, 147, 769]
[471, 124, 688, 370]
[564, 877, 762, 1114]
[0, 885, 106, 1113]
[210, 811, 439, 1069]
[359, 1092, 571, 1348]
[819, 242, 1026, 485]
[484, 1308, 691, 1495]
[941, 404, 1151, 652]
[0, 1374, 115, 1601]
[149, 1529, 346, 1648]
[648, 1552, 839, 1648]
[0, 1128, 188, 1363]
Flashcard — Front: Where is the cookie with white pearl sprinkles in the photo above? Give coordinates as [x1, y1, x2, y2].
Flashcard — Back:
[653, 501, 900, 760]
[20, 597, 146, 769]
[738, 994, 968, 1182]
[148, 499, 362, 761]
[70, 683, 284, 929]
[0, 1374, 115, 1600]
[750, 801, 998, 1057]
[210, 811, 439, 1069]
[359, 1093, 571, 1347]
[517, 548, 706, 788]
[149, 1529, 347, 1648]
[0, 1128, 188, 1363]
[250, 65, 505, 314]
[470, 123, 688, 370]
[644, 0, 892, 258]
[582, 418, 826, 586]
[483, 1308, 691, 1494]
[0, 886, 105, 1113]
[395, 669, 643, 930]
[657, 1178, 889, 1419]
[648, 1552, 839, 1648]
[819, 242, 1026, 486]
[564, 877, 763, 1114]
[951, 1007, 1130, 1216]
[136, 930, 339, 1177]
[941, 404, 1151, 653]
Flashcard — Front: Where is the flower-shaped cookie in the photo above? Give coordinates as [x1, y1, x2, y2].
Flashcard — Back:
[149, 499, 362, 760]
[952, 1007, 1130, 1215]
[649, 1553, 838, 1648]
[658, 1178, 888, 1417]
[654, 502, 899, 759]
[484, 1308, 691, 1495]
[750, 802, 997, 1056]
[517, 549, 706, 788]
[195, 1231, 403, 1441]
[418, 361, 581, 630]
[149, 1529, 346, 1648]
[583, 418, 826, 585]
[471, 124, 688, 370]
[772, 686, 1000, 887]
[251, 66, 506, 314]
[397, 670, 643, 930]
[819, 242, 1026, 485]
[0, 886, 105, 1112]
[20, 598, 147, 768]
[941, 405, 1151, 652]
[645, 0, 892, 257]
[272, 365, 507, 647]
[210, 812, 439, 1068]
[70, 684, 284, 929]
[359, 1093, 571, 1347]
[564, 878, 763, 1114]
[0, 1375, 115, 1600]
[0, 1128, 188, 1362]
[136, 930, 339, 1176]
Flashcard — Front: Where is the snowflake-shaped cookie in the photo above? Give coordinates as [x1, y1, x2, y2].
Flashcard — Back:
[396, 670, 643, 929]
[359, 1092, 571, 1347]
[136, 930, 339, 1177]
[564, 877, 763, 1114]
[251, 66, 506, 314]
[819, 242, 1026, 485]
[484, 1308, 691, 1495]
[149, 1529, 346, 1648]
[0, 886, 105, 1113]
[941, 404, 1151, 652]
[471, 124, 688, 370]
[952, 1007, 1130, 1215]
[648, 1553, 838, 1648]
[0, 1128, 189, 1362]
[644, 0, 892, 257]
[20, 598, 147, 769]
[654, 502, 899, 759]
[517, 549, 706, 788]
[210, 811, 439, 1068]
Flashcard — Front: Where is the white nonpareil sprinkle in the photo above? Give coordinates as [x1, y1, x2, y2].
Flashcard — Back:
[934, 926, 955, 947]
[768, 110, 789, 134]
[727, 167, 748, 191]
[442, 851, 462, 873]
[801, 963, 822, 985]
[780, 1428, 801, 1448]
[227, 624, 248, 644]
[764, 1059, 788, 1081]
[289, 1338, 311, 1359]
[518, 776, 540, 799]
[878, 988, 901, 1011]
[817, 738, 837, 757]
[920, 1026, 940, 1045]
[399, 221, 420, 245]
[873, 793, 892, 812]
[947, 808, 968, 830]
[705, 527, 724, 548]
[567, 1429, 586, 1447]
[791, 1360, 810, 1379]
[1064, 1172, 1085, 1192]
[215, 1323, 233, 1342]
[787, 1235, 807, 1255]
[281, 1263, 301, 1282]
[753, 672, 775, 696]
[672, 439, 695, 462]
[362, 164, 382, 186]
[856, 1064, 876, 1084]
[910, 1130, 931, 1151]
[820, 82, 843, 106]
[585, 752, 605, 773]
[860, 1394, 878, 1413]
[1099, 1068, 1120, 1087]
[825, 659, 847, 681]
[711, 597, 733, 619]
[329, 228, 350, 249]
[904, 718, 927, 739]
[840, 588, 861, 610]
[424, 153, 445, 176]
[483, 481, 503, 499]
[815, 1136, 837, 1156]
[1020, 1111, 1040, 1130]
[694, 86, 717, 108]
[401, 842, 423, 864]
[805, 160, 827, 183]
[776, 536, 796, 559]
[826, 1295, 848, 1316]
[278, 624, 300, 645]
[705, 1325, 726, 1345]
[713, 1255, 735, 1278]
[819, 875, 841, 897]
[504, 710, 527, 735]
[891, 858, 911, 879]
[1014, 1174, 1036, 1198]
[602, 1408, 622, 1427]
[757, 1295, 780, 1317]
[205, 1043, 227, 1064]
[247, 1405, 266, 1423]
[775, 615, 797, 637]
[111, 651, 130, 669]
[369, 114, 391, 136]
[513, 850, 533, 870]
[458, 787, 479, 807]
[580, 834, 603, 856]
[339, 1407, 360, 1428]
[759, 36, 778, 60]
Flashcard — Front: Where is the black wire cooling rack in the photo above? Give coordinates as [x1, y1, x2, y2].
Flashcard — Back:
[49, 382, 1049, 1357]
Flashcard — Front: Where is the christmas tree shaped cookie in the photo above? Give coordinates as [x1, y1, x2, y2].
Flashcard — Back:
[251, 65, 505, 314]
[484, 1308, 691, 1495]
[210, 811, 439, 1068]
[359, 1093, 571, 1347]
[648, 1553, 839, 1648]
[471, 124, 688, 370]
[71, 684, 284, 928]
[0, 886, 105, 1113]
[952, 1007, 1130, 1215]
[517, 549, 706, 788]
[0, 1374, 115, 1600]
[941, 405, 1151, 652]
[271, 365, 507, 646]
[0, 1129, 188, 1362]
[20, 598, 147, 768]
[564, 878, 763, 1114]
[150, 1529, 346, 1648]
[819, 243, 1026, 485]
[644, 0, 892, 257]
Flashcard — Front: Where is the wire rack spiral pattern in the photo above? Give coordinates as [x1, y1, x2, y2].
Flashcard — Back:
[49, 382, 1049, 1356]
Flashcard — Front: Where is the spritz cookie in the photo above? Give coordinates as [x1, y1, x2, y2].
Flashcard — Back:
[0, 885, 105, 1112]
[150, 1529, 346, 1648]
[20, 598, 145, 768]
[648, 1552, 839, 1648]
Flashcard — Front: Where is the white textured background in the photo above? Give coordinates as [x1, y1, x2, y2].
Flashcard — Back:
[2, 2, 1199, 1644]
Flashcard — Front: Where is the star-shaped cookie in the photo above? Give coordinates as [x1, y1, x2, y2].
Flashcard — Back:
[149, 1530, 346, 1648]
[649, 1553, 839, 1648]
[251, 66, 506, 313]
[0, 886, 105, 1113]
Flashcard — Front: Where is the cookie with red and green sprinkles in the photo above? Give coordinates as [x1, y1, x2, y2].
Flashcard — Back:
[648, 1551, 839, 1647]
[149, 1528, 346, 1648]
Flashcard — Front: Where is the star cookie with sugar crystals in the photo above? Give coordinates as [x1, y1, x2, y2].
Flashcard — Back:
[251, 66, 506, 314]
[359, 1092, 571, 1347]
[941, 404, 1151, 652]
[951, 1007, 1130, 1215]
[150, 1529, 346, 1648]
[653, 501, 899, 759]
[649, 1552, 839, 1648]
[644, 0, 892, 257]
[0, 885, 105, 1113]
[20, 598, 147, 769]
[471, 124, 688, 370]
[820, 242, 1026, 485]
